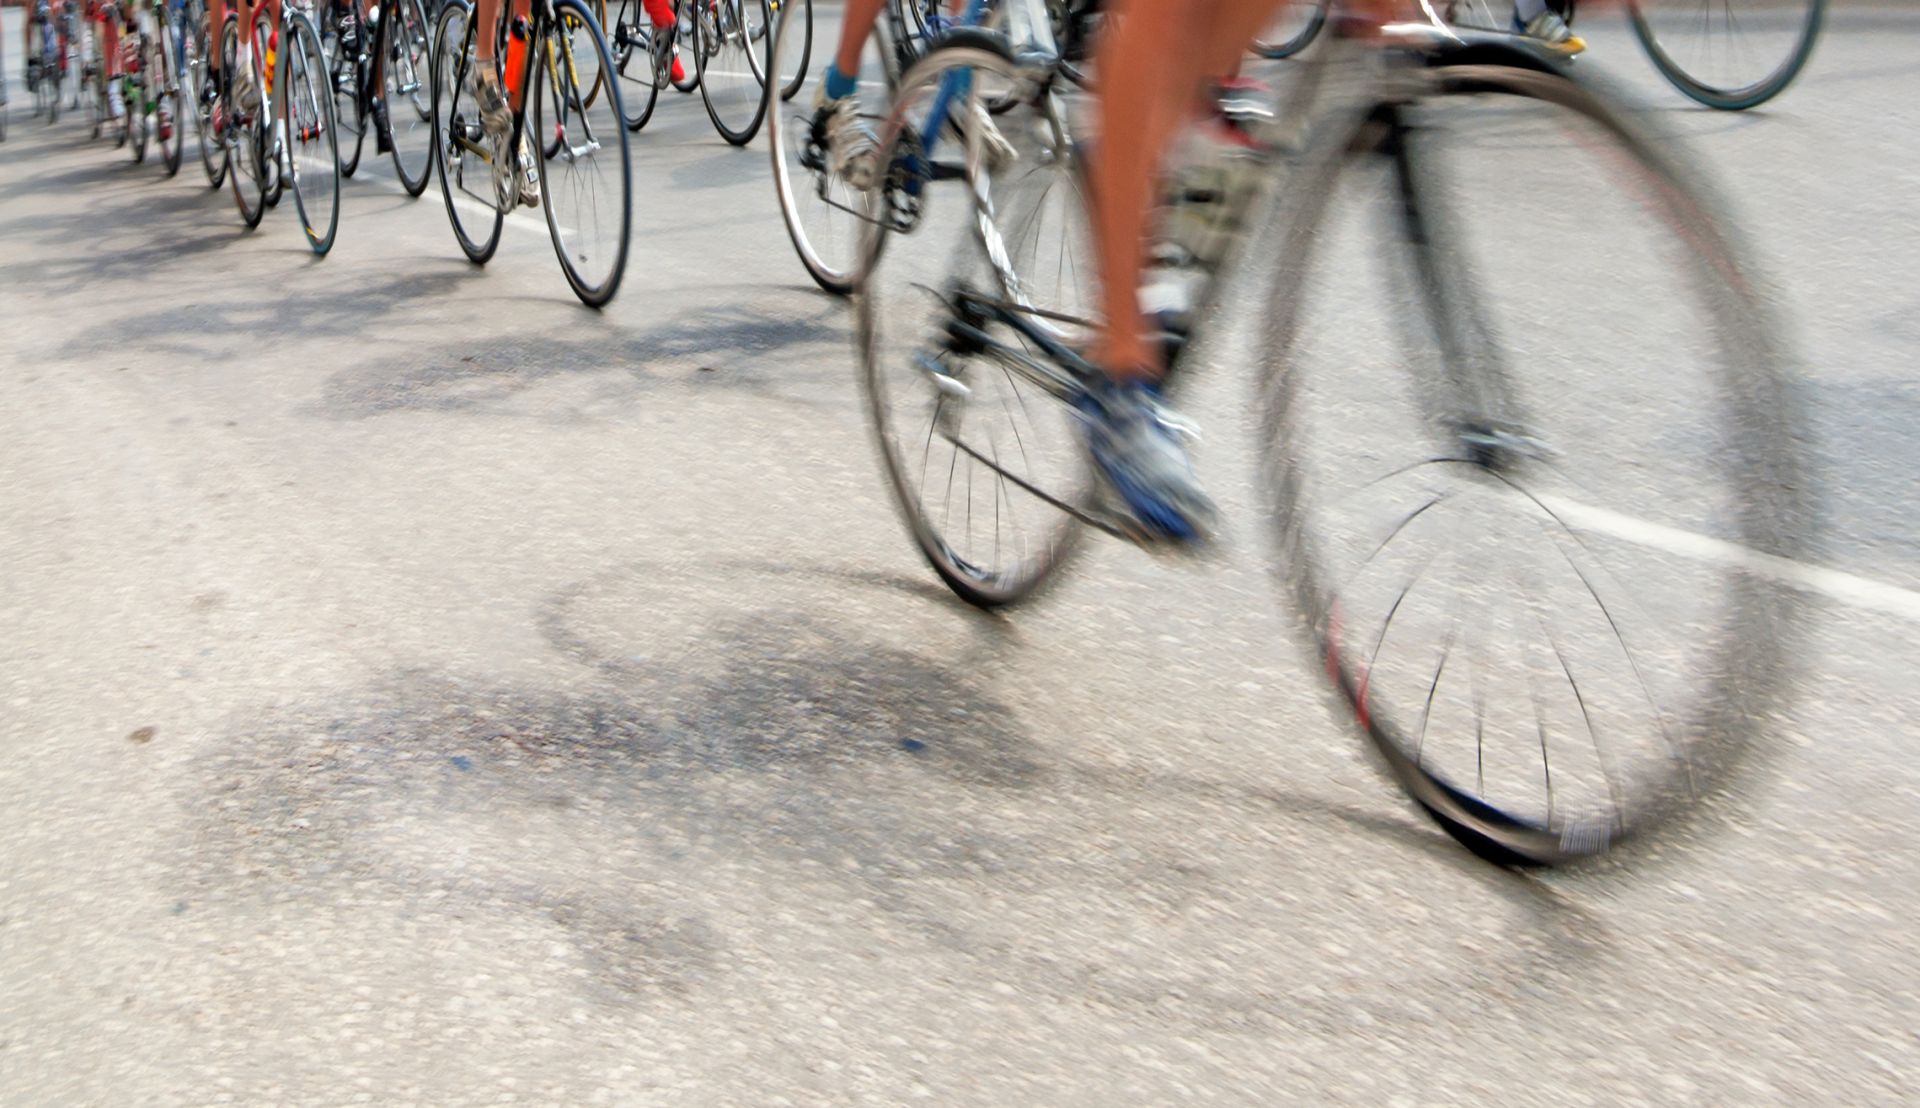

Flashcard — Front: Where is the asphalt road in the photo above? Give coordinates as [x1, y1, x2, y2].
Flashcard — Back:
[3, 4, 1918, 1104]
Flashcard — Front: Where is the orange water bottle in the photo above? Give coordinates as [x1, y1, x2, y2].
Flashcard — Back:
[265, 28, 277, 97]
[503, 16, 529, 101]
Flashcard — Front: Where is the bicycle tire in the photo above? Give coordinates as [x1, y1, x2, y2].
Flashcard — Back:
[535, 0, 632, 306]
[769, 0, 804, 100]
[193, 9, 229, 186]
[1252, 0, 1329, 60]
[131, 74, 149, 162]
[157, 19, 184, 175]
[325, 4, 366, 178]
[856, 37, 1090, 609]
[284, 11, 340, 255]
[1629, 0, 1825, 111]
[695, 0, 770, 145]
[1257, 61, 1816, 865]
[767, 0, 864, 294]
[430, 0, 504, 264]
[609, 0, 661, 131]
[227, 19, 269, 227]
[384, 0, 436, 194]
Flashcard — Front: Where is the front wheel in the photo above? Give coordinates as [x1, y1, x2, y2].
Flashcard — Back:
[157, 22, 185, 175]
[535, 0, 632, 306]
[227, 20, 270, 227]
[283, 11, 341, 254]
[1630, 0, 1826, 110]
[1258, 63, 1817, 865]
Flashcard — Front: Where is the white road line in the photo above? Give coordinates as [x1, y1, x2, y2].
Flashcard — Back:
[1543, 495, 1920, 625]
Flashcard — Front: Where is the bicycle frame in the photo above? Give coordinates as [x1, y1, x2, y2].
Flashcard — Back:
[446, 0, 590, 183]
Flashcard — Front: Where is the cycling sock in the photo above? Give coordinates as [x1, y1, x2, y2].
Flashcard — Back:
[1513, 0, 1549, 23]
[823, 62, 857, 101]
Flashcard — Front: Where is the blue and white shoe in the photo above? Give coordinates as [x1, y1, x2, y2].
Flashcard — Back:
[1075, 378, 1217, 544]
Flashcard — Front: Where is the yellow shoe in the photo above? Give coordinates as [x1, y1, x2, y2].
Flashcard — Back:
[1518, 10, 1586, 55]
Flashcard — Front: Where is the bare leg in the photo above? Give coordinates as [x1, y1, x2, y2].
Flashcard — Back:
[474, 0, 499, 59]
[832, 0, 884, 76]
[1090, 0, 1291, 381]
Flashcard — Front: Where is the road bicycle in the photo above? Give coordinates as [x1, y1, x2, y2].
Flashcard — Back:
[767, 0, 1046, 294]
[431, 0, 633, 305]
[221, 0, 342, 253]
[1258, 0, 1825, 110]
[318, 0, 436, 191]
[174, 0, 232, 185]
[853, 6, 1817, 865]
[605, 0, 770, 142]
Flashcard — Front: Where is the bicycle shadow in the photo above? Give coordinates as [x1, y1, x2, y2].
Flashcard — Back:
[305, 290, 853, 421]
[172, 554, 1616, 1037]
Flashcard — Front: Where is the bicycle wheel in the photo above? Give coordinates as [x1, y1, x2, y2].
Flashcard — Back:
[130, 75, 149, 161]
[767, 0, 885, 293]
[1252, 0, 1329, 59]
[322, 4, 365, 177]
[767, 0, 803, 100]
[283, 11, 340, 254]
[855, 37, 1091, 608]
[608, 0, 661, 131]
[431, 0, 504, 263]
[383, 0, 435, 194]
[227, 20, 270, 226]
[694, 0, 769, 145]
[156, 20, 184, 175]
[1259, 62, 1815, 865]
[534, 0, 632, 306]
[191, 8, 228, 186]
[1630, 0, 1824, 110]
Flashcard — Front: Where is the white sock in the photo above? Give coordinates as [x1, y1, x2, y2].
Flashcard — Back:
[1514, 0, 1550, 22]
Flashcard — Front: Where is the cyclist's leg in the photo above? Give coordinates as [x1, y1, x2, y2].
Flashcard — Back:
[1092, 0, 1282, 381]
[827, 0, 883, 92]
[1079, 0, 1287, 541]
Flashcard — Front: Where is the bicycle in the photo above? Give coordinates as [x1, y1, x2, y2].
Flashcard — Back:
[222, 0, 342, 253]
[605, 0, 770, 143]
[431, 0, 633, 305]
[318, 0, 435, 192]
[852, 5, 1817, 866]
[1257, 0, 1826, 110]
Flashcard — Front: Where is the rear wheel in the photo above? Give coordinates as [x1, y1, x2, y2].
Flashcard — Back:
[695, 0, 769, 145]
[323, 3, 366, 177]
[855, 39, 1092, 608]
[284, 11, 341, 254]
[1259, 65, 1817, 865]
[192, 10, 229, 186]
[383, 0, 436, 193]
[535, 0, 632, 306]
[431, 0, 504, 263]
[157, 21, 185, 175]
[1251, 0, 1329, 59]
[227, 20, 269, 227]
[608, 0, 661, 131]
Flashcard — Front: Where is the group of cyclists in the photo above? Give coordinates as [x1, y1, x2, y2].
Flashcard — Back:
[6, 0, 1582, 546]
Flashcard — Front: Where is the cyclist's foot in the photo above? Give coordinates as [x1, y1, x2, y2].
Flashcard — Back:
[107, 82, 124, 119]
[472, 62, 510, 144]
[810, 84, 878, 190]
[371, 95, 391, 153]
[231, 55, 261, 115]
[1075, 376, 1216, 544]
[1512, 9, 1586, 54]
[517, 135, 540, 208]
